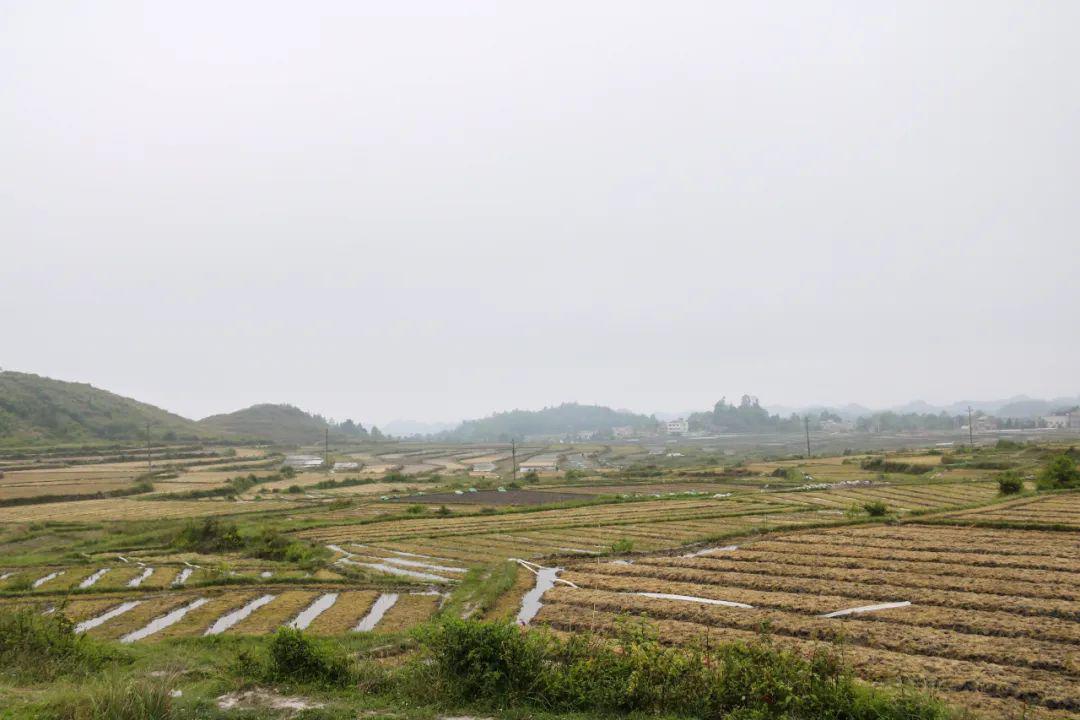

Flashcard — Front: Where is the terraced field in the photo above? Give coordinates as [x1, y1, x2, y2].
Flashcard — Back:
[937, 491, 1080, 529]
[526, 522, 1079, 719]
[297, 481, 1005, 572]
[4, 584, 444, 640]
[0, 497, 305, 523]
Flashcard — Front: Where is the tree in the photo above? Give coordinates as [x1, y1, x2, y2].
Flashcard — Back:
[1038, 455, 1080, 489]
[369, 426, 385, 441]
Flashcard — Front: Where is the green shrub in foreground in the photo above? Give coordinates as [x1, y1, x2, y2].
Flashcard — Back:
[236, 627, 353, 687]
[862, 500, 889, 517]
[1038, 454, 1080, 490]
[408, 618, 951, 719]
[997, 471, 1024, 495]
[0, 608, 113, 682]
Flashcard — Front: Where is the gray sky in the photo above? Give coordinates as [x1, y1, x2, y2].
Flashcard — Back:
[2, 1, 1078, 427]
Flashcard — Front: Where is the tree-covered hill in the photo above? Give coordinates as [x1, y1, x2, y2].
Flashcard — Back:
[441, 402, 656, 441]
[0, 371, 212, 445]
[197, 403, 370, 445]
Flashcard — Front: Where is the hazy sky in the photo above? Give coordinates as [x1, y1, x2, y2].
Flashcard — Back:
[2, 2, 1078, 426]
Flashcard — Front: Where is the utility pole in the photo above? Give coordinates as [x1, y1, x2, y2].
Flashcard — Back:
[324, 428, 329, 466]
[968, 406, 974, 448]
[146, 423, 152, 472]
[511, 439, 517, 483]
[804, 416, 811, 458]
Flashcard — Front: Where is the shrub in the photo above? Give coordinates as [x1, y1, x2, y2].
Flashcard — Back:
[0, 609, 112, 681]
[406, 504, 426, 515]
[862, 500, 889, 517]
[1038, 454, 1080, 490]
[610, 538, 634, 554]
[997, 472, 1024, 495]
[436, 505, 451, 516]
[172, 518, 242, 553]
[262, 628, 352, 687]
[523, 470, 540, 483]
[286, 484, 303, 494]
[407, 619, 949, 719]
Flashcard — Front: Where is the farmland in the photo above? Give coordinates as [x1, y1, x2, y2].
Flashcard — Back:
[0, 436, 1076, 719]
[534, 522, 1079, 718]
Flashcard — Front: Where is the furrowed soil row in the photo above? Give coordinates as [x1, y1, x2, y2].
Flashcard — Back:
[225, 590, 318, 635]
[88, 594, 192, 640]
[707, 548, 1080, 586]
[634, 556, 1078, 601]
[305, 590, 380, 634]
[375, 593, 440, 632]
[543, 587, 1079, 675]
[152, 592, 258, 640]
[567, 563, 1078, 619]
[558, 568, 1080, 644]
[748, 539, 1080, 572]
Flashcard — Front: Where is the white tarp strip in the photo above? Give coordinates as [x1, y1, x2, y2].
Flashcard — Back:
[822, 601, 911, 618]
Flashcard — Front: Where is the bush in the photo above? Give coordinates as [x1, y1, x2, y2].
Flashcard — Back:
[172, 518, 242, 553]
[862, 500, 889, 517]
[1038, 454, 1080, 490]
[436, 505, 451, 516]
[997, 472, 1024, 495]
[260, 628, 353, 687]
[408, 619, 949, 719]
[610, 538, 634, 553]
[0, 609, 112, 681]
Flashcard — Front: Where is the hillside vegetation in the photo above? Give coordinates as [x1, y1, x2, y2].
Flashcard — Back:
[441, 402, 655, 441]
[197, 403, 370, 445]
[0, 371, 211, 445]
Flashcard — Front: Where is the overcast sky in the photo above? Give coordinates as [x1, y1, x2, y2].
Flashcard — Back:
[2, 2, 1078, 427]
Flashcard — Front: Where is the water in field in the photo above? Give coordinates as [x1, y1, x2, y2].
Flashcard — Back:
[288, 592, 338, 630]
[343, 559, 451, 583]
[128, 568, 154, 587]
[78, 568, 109, 588]
[382, 557, 465, 574]
[354, 593, 399, 631]
[173, 568, 193, 585]
[74, 601, 141, 634]
[204, 594, 276, 635]
[32, 570, 64, 588]
[517, 566, 561, 625]
[121, 598, 208, 643]
[682, 545, 738, 558]
[635, 592, 752, 608]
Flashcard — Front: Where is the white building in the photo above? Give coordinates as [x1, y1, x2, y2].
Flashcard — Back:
[666, 419, 689, 435]
[612, 426, 635, 439]
[1043, 410, 1080, 429]
[332, 461, 360, 472]
[519, 454, 559, 474]
[283, 454, 323, 469]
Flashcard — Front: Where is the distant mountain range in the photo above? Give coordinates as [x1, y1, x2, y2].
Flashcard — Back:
[2, 370, 1076, 447]
[765, 396, 1080, 421]
[0, 371, 214, 445]
[0, 372, 370, 446]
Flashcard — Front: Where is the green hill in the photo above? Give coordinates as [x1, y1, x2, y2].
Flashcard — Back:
[443, 402, 656, 441]
[197, 403, 369, 445]
[0, 371, 211, 445]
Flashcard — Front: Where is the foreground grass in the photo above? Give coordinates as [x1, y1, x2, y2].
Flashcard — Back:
[0, 608, 956, 720]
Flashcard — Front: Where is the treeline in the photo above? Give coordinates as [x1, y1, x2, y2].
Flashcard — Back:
[439, 403, 656, 442]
